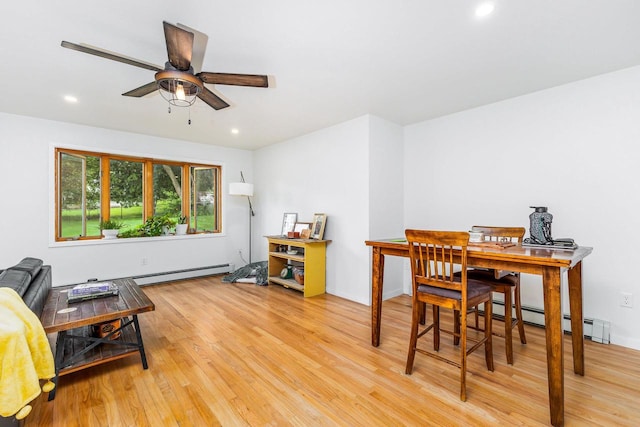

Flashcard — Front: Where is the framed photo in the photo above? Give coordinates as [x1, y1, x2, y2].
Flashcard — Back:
[281, 213, 297, 236]
[294, 222, 312, 234]
[300, 228, 312, 239]
[311, 213, 327, 240]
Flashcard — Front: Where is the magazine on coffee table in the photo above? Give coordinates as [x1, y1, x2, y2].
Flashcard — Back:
[67, 281, 119, 303]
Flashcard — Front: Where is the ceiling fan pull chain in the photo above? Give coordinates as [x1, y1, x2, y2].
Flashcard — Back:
[168, 105, 171, 114]
[188, 106, 192, 125]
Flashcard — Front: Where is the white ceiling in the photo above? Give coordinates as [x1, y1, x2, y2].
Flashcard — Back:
[2, 1, 640, 150]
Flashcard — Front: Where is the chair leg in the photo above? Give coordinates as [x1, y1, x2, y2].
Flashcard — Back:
[514, 283, 527, 344]
[474, 306, 479, 329]
[453, 309, 460, 346]
[419, 301, 426, 325]
[433, 305, 440, 351]
[485, 299, 494, 372]
[504, 288, 514, 365]
[459, 307, 467, 401]
[405, 299, 421, 375]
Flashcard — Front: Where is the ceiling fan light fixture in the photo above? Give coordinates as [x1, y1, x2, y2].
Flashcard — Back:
[175, 82, 186, 101]
[155, 70, 203, 107]
[62, 22, 269, 114]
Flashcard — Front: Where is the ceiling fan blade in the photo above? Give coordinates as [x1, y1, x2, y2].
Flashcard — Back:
[197, 72, 269, 87]
[176, 23, 207, 73]
[197, 87, 230, 110]
[163, 21, 193, 71]
[61, 41, 163, 72]
[122, 82, 158, 97]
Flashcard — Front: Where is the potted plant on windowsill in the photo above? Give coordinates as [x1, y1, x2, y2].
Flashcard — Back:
[110, 215, 178, 238]
[175, 215, 188, 235]
[100, 219, 124, 239]
[139, 214, 175, 236]
[157, 214, 177, 235]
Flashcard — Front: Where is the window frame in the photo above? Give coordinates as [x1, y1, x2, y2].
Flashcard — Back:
[54, 147, 222, 241]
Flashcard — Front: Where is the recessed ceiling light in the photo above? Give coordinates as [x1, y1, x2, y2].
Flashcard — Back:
[231, 128, 239, 135]
[64, 95, 78, 103]
[475, 2, 495, 18]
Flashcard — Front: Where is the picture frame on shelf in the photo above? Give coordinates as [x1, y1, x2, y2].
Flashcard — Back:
[311, 213, 327, 240]
[294, 222, 312, 234]
[281, 213, 297, 236]
[300, 228, 312, 239]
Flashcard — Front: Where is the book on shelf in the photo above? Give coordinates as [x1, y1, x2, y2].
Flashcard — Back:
[67, 281, 119, 303]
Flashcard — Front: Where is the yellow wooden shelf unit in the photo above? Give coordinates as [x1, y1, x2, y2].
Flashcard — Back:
[265, 236, 330, 297]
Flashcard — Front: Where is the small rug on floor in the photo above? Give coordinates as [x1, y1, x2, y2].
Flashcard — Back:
[222, 261, 268, 285]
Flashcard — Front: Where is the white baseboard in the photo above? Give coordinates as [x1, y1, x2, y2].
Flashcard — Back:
[132, 264, 233, 286]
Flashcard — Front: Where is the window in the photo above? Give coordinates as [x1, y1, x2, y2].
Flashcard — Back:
[55, 148, 221, 241]
[190, 166, 219, 233]
[153, 163, 183, 222]
[58, 152, 101, 238]
[109, 158, 144, 234]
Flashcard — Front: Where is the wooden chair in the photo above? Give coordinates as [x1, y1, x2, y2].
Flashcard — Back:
[404, 229, 494, 401]
[467, 226, 527, 365]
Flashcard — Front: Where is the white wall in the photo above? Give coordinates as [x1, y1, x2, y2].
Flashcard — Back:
[369, 116, 405, 300]
[253, 116, 372, 303]
[0, 113, 253, 286]
[404, 65, 640, 350]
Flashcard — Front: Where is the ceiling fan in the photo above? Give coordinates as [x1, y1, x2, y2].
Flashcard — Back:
[61, 21, 269, 111]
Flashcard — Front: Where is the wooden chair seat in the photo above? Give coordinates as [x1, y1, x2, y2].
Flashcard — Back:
[418, 279, 492, 300]
[466, 269, 518, 286]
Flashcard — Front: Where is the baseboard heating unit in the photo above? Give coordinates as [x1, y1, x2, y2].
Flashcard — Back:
[132, 263, 234, 286]
[489, 300, 611, 344]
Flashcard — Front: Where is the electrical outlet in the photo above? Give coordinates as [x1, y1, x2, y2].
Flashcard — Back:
[141, 257, 148, 266]
[621, 292, 633, 308]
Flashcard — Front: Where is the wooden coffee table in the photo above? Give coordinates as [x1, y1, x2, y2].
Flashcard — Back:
[40, 278, 155, 400]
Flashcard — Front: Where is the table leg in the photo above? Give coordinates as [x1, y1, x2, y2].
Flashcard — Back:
[542, 267, 564, 427]
[371, 247, 385, 347]
[132, 315, 149, 369]
[47, 331, 67, 401]
[568, 261, 585, 375]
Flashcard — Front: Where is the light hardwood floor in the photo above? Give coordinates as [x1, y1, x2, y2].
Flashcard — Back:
[27, 275, 640, 426]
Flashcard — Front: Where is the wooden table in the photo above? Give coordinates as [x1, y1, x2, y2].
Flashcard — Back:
[365, 238, 592, 427]
[40, 278, 155, 399]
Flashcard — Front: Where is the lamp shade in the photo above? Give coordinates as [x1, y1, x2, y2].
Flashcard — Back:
[229, 182, 254, 197]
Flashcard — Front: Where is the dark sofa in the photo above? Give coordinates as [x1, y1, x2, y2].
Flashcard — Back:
[0, 257, 51, 317]
[0, 257, 51, 427]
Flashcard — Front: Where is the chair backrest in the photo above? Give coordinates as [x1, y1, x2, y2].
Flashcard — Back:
[405, 229, 470, 297]
[471, 226, 525, 244]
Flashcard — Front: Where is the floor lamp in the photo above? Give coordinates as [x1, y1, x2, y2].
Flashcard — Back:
[229, 172, 255, 264]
